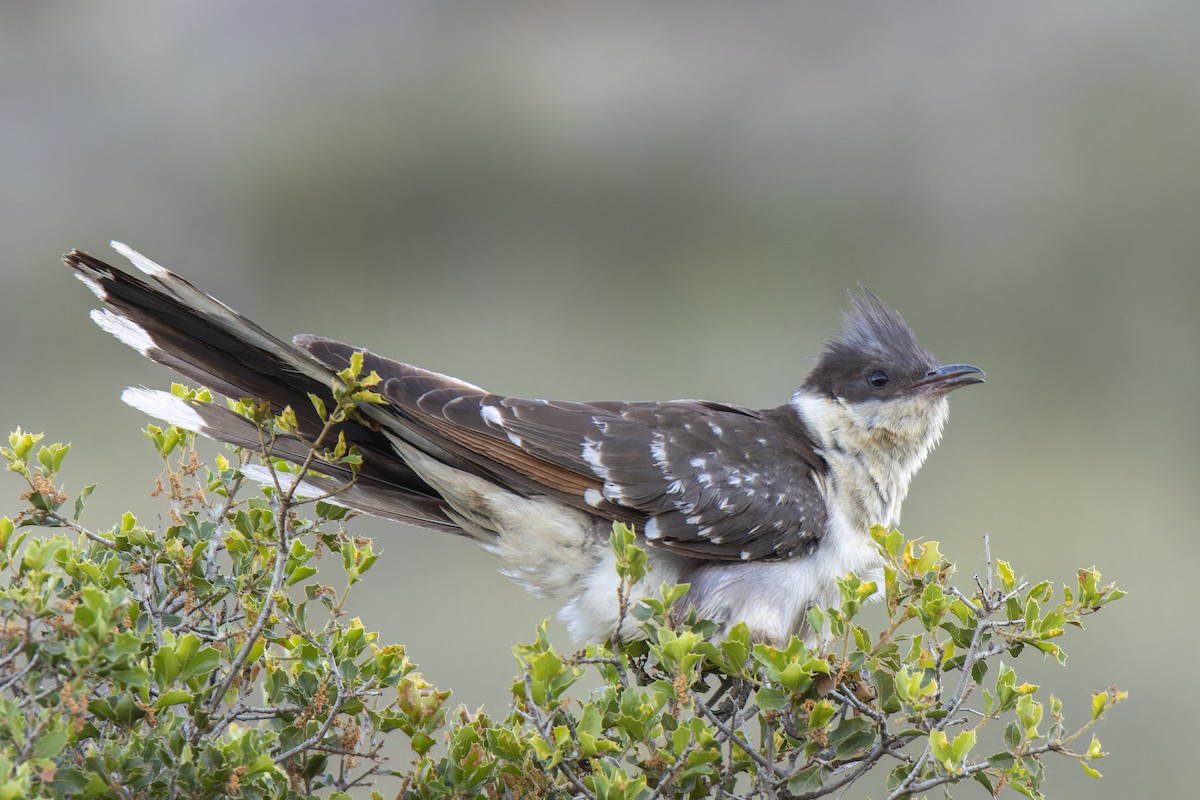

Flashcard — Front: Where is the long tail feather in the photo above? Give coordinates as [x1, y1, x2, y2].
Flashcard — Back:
[66, 244, 459, 532]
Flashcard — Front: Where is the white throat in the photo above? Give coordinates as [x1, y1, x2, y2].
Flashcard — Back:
[790, 389, 950, 532]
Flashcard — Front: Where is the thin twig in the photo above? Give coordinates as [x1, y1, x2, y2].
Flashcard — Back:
[0, 652, 39, 693]
[946, 586, 982, 618]
[519, 669, 597, 799]
[274, 628, 349, 763]
[645, 738, 702, 800]
[788, 743, 889, 800]
[694, 695, 778, 776]
[46, 512, 115, 548]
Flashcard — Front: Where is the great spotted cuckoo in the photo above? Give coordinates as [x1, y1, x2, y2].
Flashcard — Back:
[66, 243, 984, 644]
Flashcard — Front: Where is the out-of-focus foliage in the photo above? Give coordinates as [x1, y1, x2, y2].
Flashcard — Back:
[0, 385, 1123, 797]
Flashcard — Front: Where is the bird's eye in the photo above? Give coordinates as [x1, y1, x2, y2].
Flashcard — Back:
[868, 370, 889, 388]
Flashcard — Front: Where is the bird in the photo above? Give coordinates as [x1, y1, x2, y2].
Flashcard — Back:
[65, 242, 984, 645]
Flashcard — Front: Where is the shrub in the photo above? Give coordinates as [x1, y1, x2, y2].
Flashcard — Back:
[0, 389, 1124, 798]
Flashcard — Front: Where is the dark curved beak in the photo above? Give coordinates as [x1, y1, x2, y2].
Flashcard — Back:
[914, 363, 986, 394]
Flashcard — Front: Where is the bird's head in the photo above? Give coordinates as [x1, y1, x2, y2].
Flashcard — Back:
[796, 287, 984, 455]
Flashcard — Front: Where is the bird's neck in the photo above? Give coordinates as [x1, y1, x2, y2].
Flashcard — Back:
[789, 389, 950, 531]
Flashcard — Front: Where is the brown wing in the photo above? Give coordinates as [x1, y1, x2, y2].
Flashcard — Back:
[300, 336, 830, 561]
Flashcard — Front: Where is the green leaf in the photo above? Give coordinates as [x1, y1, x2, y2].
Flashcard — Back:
[997, 559, 1015, 592]
[972, 771, 995, 795]
[73, 483, 96, 521]
[178, 644, 221, 684]
[807, 699, 836, 729]
[316, 500, 349, 521]
[986, 752, 1015, 770]
[11, 429, 42, 461]
[309, 392, 328, 420]
[175, 632, 200, 663]
[950, 729, 977, 762]
[914, 540, 942, 575]
[883, 527, 904, 557]
[873, 669, 901, 714]
[1009, 780, 1041, 800]
[410, 730, 436, 756]
[828, 717, 875, 759]
[154, 689, 193, 709]
[755, 686, 789, 712]
[287, 565, 318, 586]
[1016, 695, 1042, 739]
[805, 605, 825, 638]
[610, 523, 647, 585]
[787, 765, 824, 795]
[38, 443, 70, 474]
[995, 663, 1018, 711]
[154, 647, 182, 685]
[244, 755, 275, 777]
[719, 622, 750, 671]
[1004, 721, 1021, 750]
[930, 729, 951, 764]
[32, 727, 68, 759]
[49, 768, 92, 794]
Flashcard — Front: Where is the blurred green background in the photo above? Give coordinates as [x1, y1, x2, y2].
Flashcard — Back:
[2, 2, 1195, 796]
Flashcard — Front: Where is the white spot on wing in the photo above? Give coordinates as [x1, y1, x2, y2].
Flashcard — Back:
[581, 437, 607, 478]
[481, 405, 503, 426]
[649, 431, 668, 468]
[121, 387, 205, 432]
[604, 483, 626, 503]
[91, 309, 155, 355]
[112, 241, 169, 278]
[689, 456, 706, 469]
[644, 517, 661, 539]
[480, 402, 523, 447]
